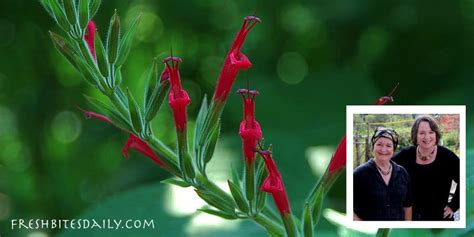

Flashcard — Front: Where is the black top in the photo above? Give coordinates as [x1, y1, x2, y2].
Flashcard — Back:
[353, 159, 412, 220]
[392, 145, 460, 221]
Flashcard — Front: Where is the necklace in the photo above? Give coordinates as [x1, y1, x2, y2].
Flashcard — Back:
[375, 162, 392, 176]
[417, 146, 436, 161]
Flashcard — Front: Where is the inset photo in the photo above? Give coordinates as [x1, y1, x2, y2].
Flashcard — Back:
[346, 106, 466, 228]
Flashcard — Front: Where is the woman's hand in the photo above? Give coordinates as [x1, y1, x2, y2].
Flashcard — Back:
[443, 206, 454, 219]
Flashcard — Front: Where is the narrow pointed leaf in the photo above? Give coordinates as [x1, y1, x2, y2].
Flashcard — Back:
[230, 164, 241, 185]
[78, 0, 89, 29]
[126, 88, 144, 134]
[50, 31, 96, 85]
[39, 0, 55, 18]
[194, 95, 208, 146]
[145, 58, 159, 106]
[115, 14, 141, 66]
[228, 180, 249, 213]
[89, 0, 102, 19]
[49, 31, 79, 68]
[161, 177, 190, 188]
[114, 66, 122, 86]
[84, 95, 132, 131]
[84, 95, 133, 131]
[107, 10, 121, 64]
[302, 203, 313, 237]
[202, 123, 220, 164]
[93, 32, 110, 78]
[49, 0, 72, 32]
[63, 0, 78, 26]
[145, 80, 170, 122]
[311, 185, 325, 225]
[195, 189, 235, 213]
[256, 158, 268, 211]
[198, 208, 237, 220]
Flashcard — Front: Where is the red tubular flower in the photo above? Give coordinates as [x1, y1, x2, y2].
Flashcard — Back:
[82, 110, 112, 124]
[122, 134, 166, 168]
[258, 149, 291, 215]
[213, 16, 261, 103]
[81, 110, 166, 168]
[84, 21, 96, 58]
[238, 89, 262, 164]
[163, 56, 190, 132]
[328, 135, 347, 173]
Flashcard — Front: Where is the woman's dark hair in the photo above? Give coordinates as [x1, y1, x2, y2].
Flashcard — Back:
[411, 115, 441, 146]
[371, 127, 399, 151]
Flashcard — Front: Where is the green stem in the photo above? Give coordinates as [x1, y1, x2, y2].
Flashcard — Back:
[245, 161, 255, 212]
[177, 128, 195, 180]
[254, 213, 285, 237]
[282, 213, 298, 237]
[111, 88, 129, 117]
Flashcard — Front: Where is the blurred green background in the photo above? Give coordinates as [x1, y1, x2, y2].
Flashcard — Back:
[0, 0, 473, 236]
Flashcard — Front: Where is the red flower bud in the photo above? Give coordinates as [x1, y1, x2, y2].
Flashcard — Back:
[328, 135, 346, 173]
[163, 56, 190, 132]
[122, 133, 166, 168]
[213, 16, 261, 103]
[374, 96, 393, 105]
[84, 21, 96, 58]
[82, 110, 112, 124]
[238, 89, 262, 164]
[258, 149, 291, 215]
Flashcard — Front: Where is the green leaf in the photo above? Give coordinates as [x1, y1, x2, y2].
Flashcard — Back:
[93, 32, 110, 78]
[194, 95, 208, 147]
[78, 0, 89, 29]
[256, 158, 268, 211]
[49, 31, 97, 86]
[311, 185, 324, 226]
[107, 10, 121, 64]
[84, 95, 132, 131]
[88, 0, 102, 19]
[126, 88, 144, 134]
[115, 14, 141, 66]
[62, 0, 78, 26]
[198, 208, 237, 220]
[202, 122, 220, 164]
[145, 65, 170, 122]
[230, 164, 241, 186]
[195, 189, 235, 213]
[39, 0, 55, 18]
[302, 203, 313, 237]
[160, 177, 190, 188]
[114, 65, 122, 86]
[228, 180, 249, 213]
[145, 58, 159, 106]
[49, 0, 72, 32]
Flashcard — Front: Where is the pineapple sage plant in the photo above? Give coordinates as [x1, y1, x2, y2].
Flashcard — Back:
[39, 0, 396, 236]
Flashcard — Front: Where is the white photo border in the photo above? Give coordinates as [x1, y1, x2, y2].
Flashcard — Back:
[346, 105, 466, 228]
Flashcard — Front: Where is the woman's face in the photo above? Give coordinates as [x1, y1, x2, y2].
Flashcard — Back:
[373, 137, 394, 161]
[416, 121, 437, 149]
